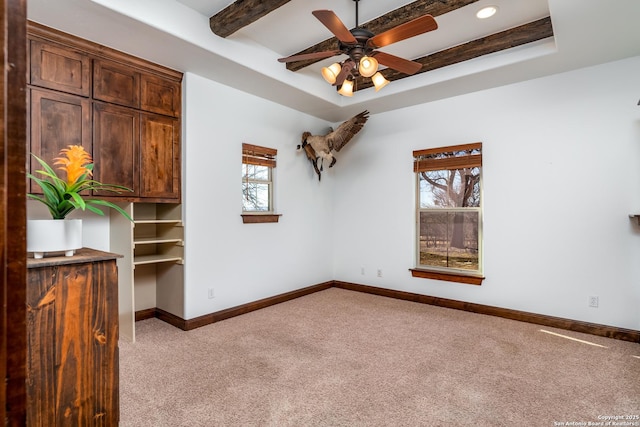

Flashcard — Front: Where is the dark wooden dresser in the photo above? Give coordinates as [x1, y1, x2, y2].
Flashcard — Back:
[26, 248, 121, 426]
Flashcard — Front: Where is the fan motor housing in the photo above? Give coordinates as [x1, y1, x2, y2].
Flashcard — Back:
[340, 27, 375, 62]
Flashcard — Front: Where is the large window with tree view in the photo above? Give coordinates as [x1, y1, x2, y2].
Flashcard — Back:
[414, 142, 483, 279]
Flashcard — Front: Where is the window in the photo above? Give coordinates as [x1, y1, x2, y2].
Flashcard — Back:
[241, 143, 280, 223]
[411, 142, 484, 285]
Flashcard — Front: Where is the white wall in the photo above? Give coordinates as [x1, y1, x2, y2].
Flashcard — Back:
[331, 56, 640, 331]
[182, 72, 335, 319]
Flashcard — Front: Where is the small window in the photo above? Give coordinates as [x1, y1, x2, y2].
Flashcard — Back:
[241, 143, 280, 223]
[411, 142, 484, 285]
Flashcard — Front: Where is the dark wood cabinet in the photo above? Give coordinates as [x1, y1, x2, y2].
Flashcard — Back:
[26, 248, 121, 426]
[93, 102, 140, 198]
[94, 105, 182, 201]
[140, 113, 180, 199]
[27, 21, 182, 202]
[30, 39, 91, 97]
[93, 58, 140, 109]
[29, 88, 91, 193]
[141, 73, 181, 117]
[95, 59, 182, 118]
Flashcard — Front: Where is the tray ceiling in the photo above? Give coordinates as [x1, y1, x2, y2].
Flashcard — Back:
[26, 0, 640, 121]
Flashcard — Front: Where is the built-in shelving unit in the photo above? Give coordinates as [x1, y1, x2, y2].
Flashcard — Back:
[133, 204, 184, 266]
[111, 202, 184, 342]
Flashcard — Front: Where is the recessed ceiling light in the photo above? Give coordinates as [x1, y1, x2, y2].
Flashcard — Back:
[476, 5, 498, 19]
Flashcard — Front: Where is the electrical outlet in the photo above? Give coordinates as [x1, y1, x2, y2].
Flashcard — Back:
[377, 269, 383, 278]
[208, 288, 215, 299]
[588, 295, 599, 308]
[361, 267, 365, 275]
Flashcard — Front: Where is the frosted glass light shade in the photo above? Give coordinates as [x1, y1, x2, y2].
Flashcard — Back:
[321, 62, 342, 84]
[372, 72, 389, 91]
[359, 56, 378, 78]
[337, 79, 354, 97]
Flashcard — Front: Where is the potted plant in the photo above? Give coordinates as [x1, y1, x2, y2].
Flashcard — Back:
[27, 145, 132, 258]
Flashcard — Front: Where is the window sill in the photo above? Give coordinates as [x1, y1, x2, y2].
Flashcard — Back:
[241, 213, 281, 224]
[409, 268, 484, 285]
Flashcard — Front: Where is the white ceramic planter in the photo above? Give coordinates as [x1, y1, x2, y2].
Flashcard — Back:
[27, 219, 82, 258]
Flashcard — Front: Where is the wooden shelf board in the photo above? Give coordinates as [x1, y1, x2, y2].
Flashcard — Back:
[134, 219, 182, 225]
[133, 254, 183, 266]
[134, 238, 183, 245]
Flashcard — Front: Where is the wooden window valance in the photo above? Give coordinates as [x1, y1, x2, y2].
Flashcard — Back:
[413, 142, 482, 173]
[242, 143, 277, 168]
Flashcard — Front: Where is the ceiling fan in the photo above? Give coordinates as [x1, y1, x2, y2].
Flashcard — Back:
[277, 0, 438, 96]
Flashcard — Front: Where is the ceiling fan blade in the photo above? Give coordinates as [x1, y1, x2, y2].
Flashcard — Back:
[312, 10, 358, 44]
[367, 14, 438, 49]
[372, 51, 422, 75]
[278, 50, 341, 63]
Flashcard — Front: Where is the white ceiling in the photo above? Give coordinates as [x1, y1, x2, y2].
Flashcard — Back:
[26, 0, 640, 122]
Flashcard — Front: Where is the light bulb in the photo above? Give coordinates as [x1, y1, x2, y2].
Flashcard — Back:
[337, 79, 354, 97]
[321, 63, 342, 84]
[372, 72, 389, 91]
[359, 56, 378, 78]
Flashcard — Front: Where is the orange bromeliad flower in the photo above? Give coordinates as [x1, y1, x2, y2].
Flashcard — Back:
[54, 145, 93, 185]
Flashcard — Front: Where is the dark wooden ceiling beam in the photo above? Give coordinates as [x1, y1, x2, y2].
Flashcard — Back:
[353, 17, 554, 91]
[210, 0, 292, 38]
[286, 0, 480, 72]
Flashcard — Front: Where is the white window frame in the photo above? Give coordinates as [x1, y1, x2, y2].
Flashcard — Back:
[242, 162, 273, 213]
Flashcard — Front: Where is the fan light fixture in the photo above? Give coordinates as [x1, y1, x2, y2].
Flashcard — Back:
[324, 56, 387, 96]
[321, 62, 342, 84]
[358, 56, 378, 77]
[372, 72, 389, 91]
[337, 79, 354, 97]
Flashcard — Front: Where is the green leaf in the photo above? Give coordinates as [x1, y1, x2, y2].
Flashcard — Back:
[87, 200, 133, 222]
[31, 155, 67, 191]
[69, 192, 86, 209]
[84, 204, 106, 216]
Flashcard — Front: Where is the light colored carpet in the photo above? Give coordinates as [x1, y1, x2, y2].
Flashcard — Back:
[119, 288, 640, 426]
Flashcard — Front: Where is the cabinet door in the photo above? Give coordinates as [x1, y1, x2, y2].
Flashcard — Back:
[30, 39, 90, 96]
[93, 102, 139, 197]
[141, 73, 180, 117]
[29, 88, 91, 193]
[140, 113, 180, 200]
[93, 58, 140, 108]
